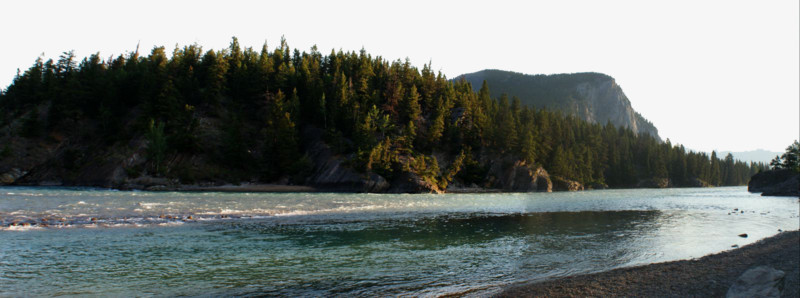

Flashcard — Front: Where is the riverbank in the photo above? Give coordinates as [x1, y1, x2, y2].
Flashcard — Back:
[497, 230, 800, 297]
[175, 183, 316, 192]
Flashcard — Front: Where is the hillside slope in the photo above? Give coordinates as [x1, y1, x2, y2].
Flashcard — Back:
[457, 69, 660, 140]
[0, 40, 759, 192]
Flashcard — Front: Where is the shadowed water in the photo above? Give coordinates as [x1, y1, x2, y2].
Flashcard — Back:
[0, 187, 797, 296]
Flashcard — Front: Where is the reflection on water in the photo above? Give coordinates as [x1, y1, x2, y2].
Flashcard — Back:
[0, 187, 797, 296]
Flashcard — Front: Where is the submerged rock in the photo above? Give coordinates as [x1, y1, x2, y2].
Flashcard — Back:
[726, 266, 785, 298]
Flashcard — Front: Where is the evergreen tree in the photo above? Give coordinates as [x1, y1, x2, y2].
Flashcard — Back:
[781, 140, 800, 172]
[770, 155, 783, 170]
[709, 151, 721, 186]
[0, 38, 762, 189]
[146, 119, 167, 175]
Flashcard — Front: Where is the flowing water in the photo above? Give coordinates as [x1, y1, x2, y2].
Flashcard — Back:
[0, 186, 797, 296]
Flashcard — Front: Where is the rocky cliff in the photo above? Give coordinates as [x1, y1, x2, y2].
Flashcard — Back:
[457, 69, 660, 140]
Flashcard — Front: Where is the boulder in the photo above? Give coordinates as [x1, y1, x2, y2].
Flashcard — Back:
[552, 176, 584, 191]
[726, 266, 785, 298]
[503, 162, 552, 192]
[748, 169, 800, 197]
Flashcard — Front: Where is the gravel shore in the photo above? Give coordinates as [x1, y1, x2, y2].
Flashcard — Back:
[498, 230, 799, 297]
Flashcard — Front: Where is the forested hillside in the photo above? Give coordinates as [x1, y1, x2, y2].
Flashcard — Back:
[0, 38, 766, 192]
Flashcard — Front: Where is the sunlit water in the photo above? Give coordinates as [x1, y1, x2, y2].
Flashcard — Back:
[0, 186, 797, 296]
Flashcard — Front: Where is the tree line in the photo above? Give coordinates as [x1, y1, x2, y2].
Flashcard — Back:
[0, 37, 767, 188]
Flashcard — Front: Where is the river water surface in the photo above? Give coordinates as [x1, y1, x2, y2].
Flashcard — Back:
[0, 186, 797, 296]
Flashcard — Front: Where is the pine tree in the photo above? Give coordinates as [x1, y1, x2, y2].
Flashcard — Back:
[781, 140, 800, 172]
[709, 151, 721, 186]
[770, 155, 783, 170]
[550, 145, 572, 178]
[146, 119, 167, 175]
[401, 85, 421, 124]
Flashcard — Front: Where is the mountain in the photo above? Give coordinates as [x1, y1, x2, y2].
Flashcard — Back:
[718, 150, 782, 164]
[456, 69, 660, 140]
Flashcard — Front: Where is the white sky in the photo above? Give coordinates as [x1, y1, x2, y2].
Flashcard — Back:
[2, 0, 798, 153]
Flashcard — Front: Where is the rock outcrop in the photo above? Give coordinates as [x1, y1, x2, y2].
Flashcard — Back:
[552, 176, 584, 191]
[748, 169, 799, 197]
[0, 168, 26, 185]
[304, 127, 389, 193]
[12, 138, 148, 188]
[487, 159, 552, 192]
[573, 79, 659, 140]
[457, 69, 660, 140]
[387, 172, 442, 194]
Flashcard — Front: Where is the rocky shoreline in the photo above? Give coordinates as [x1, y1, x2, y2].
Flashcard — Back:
[748, 169, 799, 197]
[497, 230, 800, 297]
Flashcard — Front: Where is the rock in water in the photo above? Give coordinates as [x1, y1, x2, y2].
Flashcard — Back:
[738, 233, 748, 238]
[726, 266, 785, 298]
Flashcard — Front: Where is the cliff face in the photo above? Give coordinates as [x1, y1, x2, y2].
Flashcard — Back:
[457, 69, 661, 140]
[573, 80, 659, 139]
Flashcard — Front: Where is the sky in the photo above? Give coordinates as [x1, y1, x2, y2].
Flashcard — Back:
[1, 0, 797, 153]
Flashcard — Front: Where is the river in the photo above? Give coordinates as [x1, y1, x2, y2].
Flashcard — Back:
[0, 186, 797, 296]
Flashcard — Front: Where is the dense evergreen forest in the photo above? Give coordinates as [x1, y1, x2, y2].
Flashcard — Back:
[0, 38, 767, 192]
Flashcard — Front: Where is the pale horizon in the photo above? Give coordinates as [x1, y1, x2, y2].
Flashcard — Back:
[2, 0, 797, 153]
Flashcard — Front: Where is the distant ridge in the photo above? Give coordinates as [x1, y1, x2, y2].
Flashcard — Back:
[717, 149, 782, 164]
[456, 69, 661, 140]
